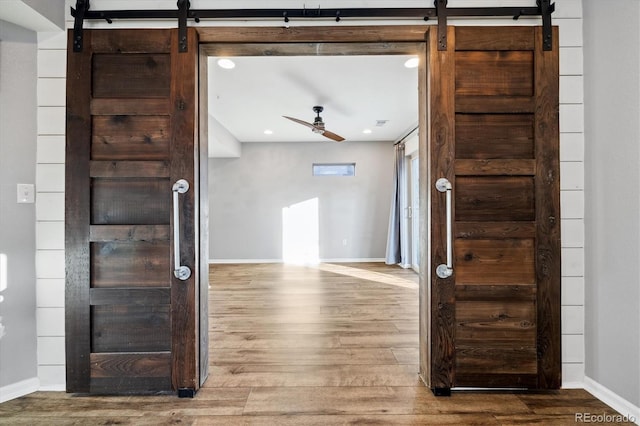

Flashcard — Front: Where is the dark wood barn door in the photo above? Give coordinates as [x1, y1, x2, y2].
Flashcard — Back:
[428, 26, 560, 392]
[65, 28, 207, 395]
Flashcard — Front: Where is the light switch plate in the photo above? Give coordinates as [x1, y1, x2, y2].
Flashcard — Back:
[17, 183, 35, 203]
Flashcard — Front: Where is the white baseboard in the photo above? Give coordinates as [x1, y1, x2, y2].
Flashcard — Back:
[561, 381, 585, 389]
[209, 258, 282, 264]
[584, 376, 640, 425]
[209, 258, 386, 264]
[38, 384, 66, 391]
[0, 377, 39, 403]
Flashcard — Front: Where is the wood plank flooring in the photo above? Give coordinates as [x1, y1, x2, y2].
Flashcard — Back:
[0, 263, 626, 425]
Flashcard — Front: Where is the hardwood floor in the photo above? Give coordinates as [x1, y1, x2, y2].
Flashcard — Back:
[0, 263, 625, 425]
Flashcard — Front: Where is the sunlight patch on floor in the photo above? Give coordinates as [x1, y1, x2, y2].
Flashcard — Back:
[313, 263, 418, 290]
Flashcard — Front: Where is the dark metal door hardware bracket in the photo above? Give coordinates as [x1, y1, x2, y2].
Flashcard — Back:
[71, 2, 555, 53]
[539, 0, 556, 50]
[435, 0, 448, 51]
[177, 0, 190, 52]
[72, 0, 89, 52]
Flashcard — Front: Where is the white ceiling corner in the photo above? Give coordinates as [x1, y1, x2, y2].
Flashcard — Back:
[0, 0, 65, 32]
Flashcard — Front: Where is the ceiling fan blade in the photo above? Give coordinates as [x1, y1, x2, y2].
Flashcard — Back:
[284, 110, 345, 142]
[283, 115, 316, 130]
[322, 130, 346, 142]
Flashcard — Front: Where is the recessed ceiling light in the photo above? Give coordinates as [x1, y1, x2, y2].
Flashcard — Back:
[217, 58, 236, 69]
[263, 129, 273, 135]
[363, 129, 372, 134]
[404, 57, 419, 69]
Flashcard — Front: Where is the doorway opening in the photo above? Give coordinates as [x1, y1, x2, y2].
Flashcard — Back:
[200, 39, 426, 389]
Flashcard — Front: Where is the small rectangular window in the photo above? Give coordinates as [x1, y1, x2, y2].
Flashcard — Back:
[312, 163, 356, 177]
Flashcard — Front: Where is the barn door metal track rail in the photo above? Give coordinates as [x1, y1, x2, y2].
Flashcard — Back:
[71, 0, 555, 53]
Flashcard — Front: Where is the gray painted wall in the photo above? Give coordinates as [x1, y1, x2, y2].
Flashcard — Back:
[584, 1, 640, 406]
[0, 20, 38, 387]
[209, 141, 394, 261]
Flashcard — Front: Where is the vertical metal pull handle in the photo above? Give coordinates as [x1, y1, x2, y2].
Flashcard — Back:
[435, 178, 453, 279]
[172, 179, 191, 281]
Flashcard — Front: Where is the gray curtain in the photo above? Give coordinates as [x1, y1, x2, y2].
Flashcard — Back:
[385, 143, 407, 265]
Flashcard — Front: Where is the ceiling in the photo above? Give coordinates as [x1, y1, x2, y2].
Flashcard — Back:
[0, 0, 65, 32]
[207, 54, 419, 155]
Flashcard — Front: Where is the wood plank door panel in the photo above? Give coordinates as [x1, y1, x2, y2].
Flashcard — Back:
[428, 26, 560, 392]
[66, 28, 204, 394]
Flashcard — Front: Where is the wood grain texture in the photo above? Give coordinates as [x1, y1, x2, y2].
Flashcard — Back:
[91, 178, 171, 225]
[90, 288, 171, 306]
[63, 23, 560, 398]
[92, 305, 171, 352]
[91, 98, 171, 116]
[3, 264, 620, 423]
[455, 177, 536, 222]
[92, 54, 171, 98]
[455, 26, 535, 51]
[89, 225, 170, 242]
[454, 239, 536, 285]
[534, 26, 562, 390]
[202, 42, 423, 57]
[91, 29, 172, 53]
[65, 29, 92, 393]
[455, 114, 534, 159]
[428, 25, 457, 390]
[170, 27, 200, 392]
[454, 372, 538, 389]
[456, 300, 536, 345]
[456, 346, 537, 375]
[455, 95, 535, 113]
[443, 26, 561, 390]
[198, 25, 430, 43]
[455, 51, 534, 97]
[91, 116, 170, 160]
[455, 222, 536, 239]
[455, 159, 535, 176]
[90, 353, 171, 378]
[89, 377, 173, 395]
[417, 38, 430, 389]
[209, 262, 420, 385]
[455, 284, 536, 302]
[90, 161, 170, 178]
[90, 241, 170, 288]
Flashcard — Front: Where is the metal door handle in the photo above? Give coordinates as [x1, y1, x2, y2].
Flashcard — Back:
[435, 178, 453, 279]
[172, 179, 191, 281]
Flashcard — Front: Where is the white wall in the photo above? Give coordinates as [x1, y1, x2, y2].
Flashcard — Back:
[555, 0, 587, 388]
[209, 141, 394, 262]
[34, 29, 67, 390]
[583, 0, 640, 414]
[0, 20, 39, 399]
[25, 0, 586, 391]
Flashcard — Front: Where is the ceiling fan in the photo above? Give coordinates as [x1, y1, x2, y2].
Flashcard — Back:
[283, 106, 345, 142]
